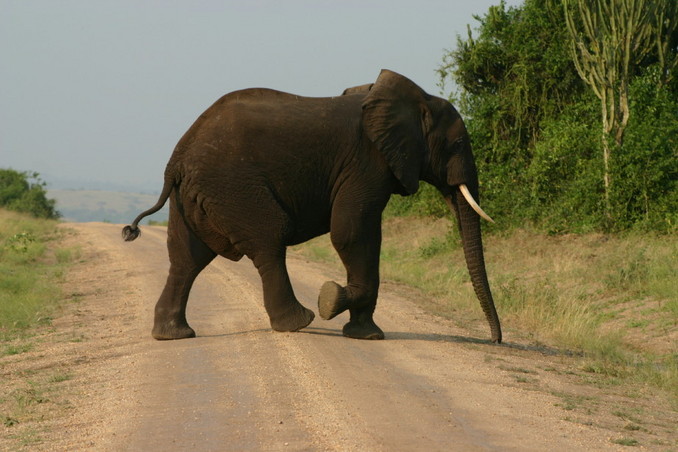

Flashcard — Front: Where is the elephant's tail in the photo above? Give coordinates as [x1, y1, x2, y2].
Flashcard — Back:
[122, 169, 176, 242]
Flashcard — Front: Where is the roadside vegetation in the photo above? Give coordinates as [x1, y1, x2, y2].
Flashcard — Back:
[0, 169, 67, 341]
[437, 0, 677, 233]
[0, 208, 81, 447]
[0, 169, 60, 220]
[0, 208, 78, 342]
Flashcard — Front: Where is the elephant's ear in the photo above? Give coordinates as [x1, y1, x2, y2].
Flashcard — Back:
[362, 70, 430, 195]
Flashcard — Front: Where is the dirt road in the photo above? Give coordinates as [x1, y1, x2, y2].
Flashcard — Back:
[8, 222, 675, 451]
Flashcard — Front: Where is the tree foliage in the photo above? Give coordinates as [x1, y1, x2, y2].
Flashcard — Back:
[563, 0, 678, 215]
[439, 0, 582, 153]
[0, 169, 60, 219]
[428, 0, 678, 232]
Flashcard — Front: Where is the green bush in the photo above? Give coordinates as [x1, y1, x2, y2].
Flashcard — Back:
[429, 0, 677, 234]
[524, 93, 605, 232]
[0, 169, 60, 219]
[610, 66, 678, 231]
[437, 0, 586, 230]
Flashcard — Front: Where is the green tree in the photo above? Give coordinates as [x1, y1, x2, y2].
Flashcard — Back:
[0, 169, 60, 219]
[438, 0, 584, 225]
[437, 0, 676, 232]
[649, 0, 678, 86]
[612, 64, 678, 229]
[563, 0, 677, 216]
[526, 92, 604, 232]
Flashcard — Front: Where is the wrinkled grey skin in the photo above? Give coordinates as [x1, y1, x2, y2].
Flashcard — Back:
[123, 70, 502, 343]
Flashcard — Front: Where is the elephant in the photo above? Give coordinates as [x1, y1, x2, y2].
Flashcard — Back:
[123, 69, 502, 343]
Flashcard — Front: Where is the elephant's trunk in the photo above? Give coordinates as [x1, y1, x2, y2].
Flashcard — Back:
[447, 188, 502, 343]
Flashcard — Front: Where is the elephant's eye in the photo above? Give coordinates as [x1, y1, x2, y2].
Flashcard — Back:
[448, 137, 465, 154]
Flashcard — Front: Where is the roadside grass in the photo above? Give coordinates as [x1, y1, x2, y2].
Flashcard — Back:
[294, 216, 677, 400]
[0, 209, 79, 342]
[0, 209, 81, 448]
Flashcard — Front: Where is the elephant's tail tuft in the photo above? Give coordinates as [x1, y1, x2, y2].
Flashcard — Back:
[121, 160, 178, 243]
[122, 224, 141, 242]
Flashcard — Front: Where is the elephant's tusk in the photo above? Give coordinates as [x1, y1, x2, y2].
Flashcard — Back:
[459, 184, 495, 223]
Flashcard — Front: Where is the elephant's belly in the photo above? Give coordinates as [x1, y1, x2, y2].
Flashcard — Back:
[286, 223, 331, 247]
[285, 207, 331, 246]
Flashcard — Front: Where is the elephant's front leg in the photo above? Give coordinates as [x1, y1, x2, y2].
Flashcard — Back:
[318, 211, 385, 340]
[252, 250, 315, 332]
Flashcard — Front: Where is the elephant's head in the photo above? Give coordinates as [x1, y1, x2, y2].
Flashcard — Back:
[362, 69, 502, 343]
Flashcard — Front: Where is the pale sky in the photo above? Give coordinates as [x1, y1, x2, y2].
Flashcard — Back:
[1, 0, 521, 193]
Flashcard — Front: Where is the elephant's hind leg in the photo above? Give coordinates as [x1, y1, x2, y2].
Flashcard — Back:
[153, 212, 216, 340]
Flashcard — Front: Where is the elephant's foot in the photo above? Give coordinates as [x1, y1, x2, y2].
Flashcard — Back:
[152, 320, 196, 340]
[269, 303, 315, 332]
[318, 281, 350, 320]
[342, 318, 384, 340]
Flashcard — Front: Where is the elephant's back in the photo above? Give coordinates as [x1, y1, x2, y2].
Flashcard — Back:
[192, 87, 361, 128]
[200, 87, 343, 117]
[178, 87, 361, 160]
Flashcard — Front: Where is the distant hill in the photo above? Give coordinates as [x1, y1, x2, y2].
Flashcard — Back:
[49, 189, 168, 224]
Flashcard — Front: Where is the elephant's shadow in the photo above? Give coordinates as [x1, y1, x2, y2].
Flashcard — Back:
[384, 331, 575, 355]
[199, 327, 572, 356]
